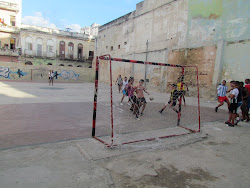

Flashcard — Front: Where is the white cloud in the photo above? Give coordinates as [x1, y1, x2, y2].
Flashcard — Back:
[65, 24, 81, 33]
[22, 12, 57, 29]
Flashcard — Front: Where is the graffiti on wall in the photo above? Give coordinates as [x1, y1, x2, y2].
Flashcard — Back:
[59, 70, 80, 81]
[0, 67, 28, 79]
[0, 67, 10, 78]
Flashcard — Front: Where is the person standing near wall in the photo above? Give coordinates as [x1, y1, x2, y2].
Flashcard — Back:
[48, 70, 54, 86]
[225, 81, 239, 127]
[245, 79, 250, 111]
[240, 82, 249, 122]
[115, 75, 123, 93]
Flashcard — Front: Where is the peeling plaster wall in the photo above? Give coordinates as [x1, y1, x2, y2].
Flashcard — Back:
[222, 40, 250, 82]
[187, 0, 250, 47]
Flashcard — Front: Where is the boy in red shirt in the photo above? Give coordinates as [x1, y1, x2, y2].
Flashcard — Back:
[245, 79, 250, 110]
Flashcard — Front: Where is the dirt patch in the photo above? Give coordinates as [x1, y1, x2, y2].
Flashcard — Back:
[112, 166, 218, 188]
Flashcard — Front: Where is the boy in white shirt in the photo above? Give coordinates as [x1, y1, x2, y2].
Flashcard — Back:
[215, 80, 230, 112]
[225, 81, 239, 127]
[120, 77, 128, 105]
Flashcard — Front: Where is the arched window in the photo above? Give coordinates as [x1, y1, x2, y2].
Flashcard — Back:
[47, 39, 54, 53]
[60, 41, 65, 59]
[68, 64, 73, 67]
[78, 43, 83, 59]
[47, 63, 52, 65]
[59, 64, 64, 66]
[36, 38, 43, 56]
[77, 65, 82, 67]
[25, 61, 33, 65]
[25, 36, 33, 51]
[68, 42, 74, 59]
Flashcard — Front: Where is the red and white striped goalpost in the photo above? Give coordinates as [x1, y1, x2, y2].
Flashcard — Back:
[92, 55, 201, 147]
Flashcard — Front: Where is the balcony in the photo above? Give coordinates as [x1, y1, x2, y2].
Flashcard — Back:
[23, 50, 86, 62]
[0, 1, 19, 12]
[0, 25, 19, 33]
[24, 50, 56, 59]
[0, 48, 19, 56]
[58, 53, 86, 62]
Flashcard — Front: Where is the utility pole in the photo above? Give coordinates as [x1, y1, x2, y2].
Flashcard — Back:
[145, 40, 149, 88]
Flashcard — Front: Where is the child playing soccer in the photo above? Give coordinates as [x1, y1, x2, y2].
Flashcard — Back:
[177, 78, 188, 107]
[225, 81, 239, 127]
[215, 80, 230, 112]
[120, 77, 128, 105]
[125, 77, 140, 120]
[159, 84, 180, 114]
[134, 79, 150, 116]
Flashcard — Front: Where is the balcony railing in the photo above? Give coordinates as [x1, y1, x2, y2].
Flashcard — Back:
[0, 48, 19, 56]
[24, 50, 56, 58]
[0, 1, 19, 12]
[0, 25, 19, 33]
[23, 50, 86, 62]
[58, 53, 86, 62]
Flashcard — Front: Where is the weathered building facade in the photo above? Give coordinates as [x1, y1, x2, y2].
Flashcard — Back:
[96, 0, 250, 98]
[0, 0, 22, 62]
[20, 24, 95, 67]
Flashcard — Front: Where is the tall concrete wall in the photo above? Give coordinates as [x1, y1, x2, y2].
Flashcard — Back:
[96, 0, 250, 98]
[0, 62, 94, 82]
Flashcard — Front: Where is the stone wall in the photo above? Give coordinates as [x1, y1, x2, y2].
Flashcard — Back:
[96, 0, 250, 98]
[0, 62, 94, 83]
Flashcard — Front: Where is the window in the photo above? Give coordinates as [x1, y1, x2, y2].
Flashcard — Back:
[124, 42, 127, 45]
[118, 45, 120, 49]
[27, 43, 32, 50]
[77, 65, 82, 67]
[10, 15, 16, 26]
[47, 40, 54, 53]
[47, 46, 53, 52]
[25, 37, 33, 51]
[59, 64, 64, 66]
[68, 65, 73, 67]
[68, 42, 74, 59]
[111, 46, 113, 51]
[47, 63, 52, 65]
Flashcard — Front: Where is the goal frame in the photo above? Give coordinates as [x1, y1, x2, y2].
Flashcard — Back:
[92, 54, 201, 147]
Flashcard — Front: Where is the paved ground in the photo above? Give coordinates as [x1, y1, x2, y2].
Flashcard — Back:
[0, 81, 249, 188]
[0, 81, 228, 149]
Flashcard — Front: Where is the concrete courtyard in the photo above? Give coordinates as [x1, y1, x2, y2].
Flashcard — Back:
[0, 81, 249, 188]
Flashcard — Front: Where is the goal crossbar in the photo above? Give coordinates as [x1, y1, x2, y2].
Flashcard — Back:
[92, 54, 201, 147]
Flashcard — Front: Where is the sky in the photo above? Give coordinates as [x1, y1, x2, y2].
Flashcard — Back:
[22, 0, 143, 32]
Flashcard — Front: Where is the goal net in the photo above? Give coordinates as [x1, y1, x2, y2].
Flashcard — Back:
[92, 55, 201, 147]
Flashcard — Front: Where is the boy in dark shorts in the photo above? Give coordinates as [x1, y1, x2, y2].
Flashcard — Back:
[241, 82, 250, 122]
[159, 84, 179, 114]
[177, 78, 188, 106]
[134, 79, 150, 116]
[225, 81, 239, 127]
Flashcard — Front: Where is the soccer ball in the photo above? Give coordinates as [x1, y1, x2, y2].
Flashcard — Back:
[149, 96, 154, 101]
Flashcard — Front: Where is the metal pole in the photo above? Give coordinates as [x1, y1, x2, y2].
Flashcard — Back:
[144, 40, 149, 88]
[92, 57, 99, 137]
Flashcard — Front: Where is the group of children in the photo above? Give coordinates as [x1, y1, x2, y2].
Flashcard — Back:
[215, 79, 250, 126]
[116, 75, 187, 120]
[118, 76, 149, 120]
